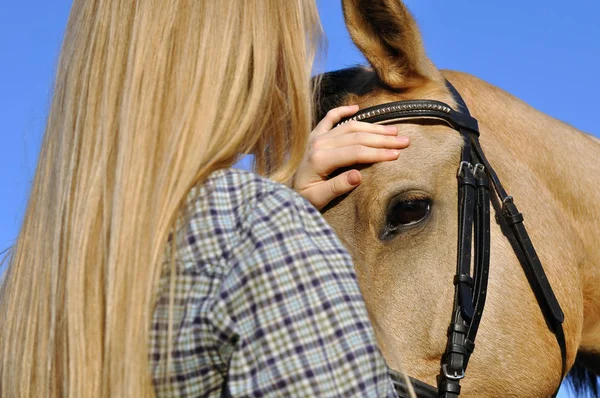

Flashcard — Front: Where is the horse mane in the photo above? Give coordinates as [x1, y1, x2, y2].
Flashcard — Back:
[568, 352, 600, 397]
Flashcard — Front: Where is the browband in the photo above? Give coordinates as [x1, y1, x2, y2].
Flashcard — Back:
[336, 99, 479, 135]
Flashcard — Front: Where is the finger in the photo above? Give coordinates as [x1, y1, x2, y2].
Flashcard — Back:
[328, 120, 398, 138]
[313, 105, 360, 135]
[303, 170, 362, 210]
[311, 146, 402, 175]
[317, 132, 410, 151]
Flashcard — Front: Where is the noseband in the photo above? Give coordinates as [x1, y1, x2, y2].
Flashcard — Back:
[335, 81, 567, 398]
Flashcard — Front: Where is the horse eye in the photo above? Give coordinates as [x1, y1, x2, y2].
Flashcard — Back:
[381, 198, 431, 240]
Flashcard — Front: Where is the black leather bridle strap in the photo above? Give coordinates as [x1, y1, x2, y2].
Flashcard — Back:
[449, 81, 567, 396]
[470, 138, 567, 398]
[438, 132, 477, 398]
[335, 100, 479, 136]
[470, 136, 565, 322]
[456, 161, 476, 322]
[448, 81, 565, 325]
[445, 82, 491, 369]
[465, 166, 490, 365]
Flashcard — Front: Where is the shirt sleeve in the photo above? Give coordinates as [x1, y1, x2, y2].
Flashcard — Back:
[216, 187, 396, 397]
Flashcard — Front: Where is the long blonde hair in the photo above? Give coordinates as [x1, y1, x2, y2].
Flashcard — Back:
[0, 1, 322, 396]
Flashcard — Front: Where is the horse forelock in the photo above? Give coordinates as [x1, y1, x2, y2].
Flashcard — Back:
[313, 66, 379, 123]
[314, 66, 456, 126]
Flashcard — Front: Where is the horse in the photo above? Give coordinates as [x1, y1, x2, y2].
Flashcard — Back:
[315, 1, 600, 397]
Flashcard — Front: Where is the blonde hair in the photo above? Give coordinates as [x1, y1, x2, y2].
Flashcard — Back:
[0, 0, 322, 396]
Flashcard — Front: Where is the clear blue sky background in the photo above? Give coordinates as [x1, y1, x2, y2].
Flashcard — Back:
[1, 1, 598, 396]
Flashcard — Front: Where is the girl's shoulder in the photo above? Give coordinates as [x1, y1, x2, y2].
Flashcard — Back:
[168, 168, 339, 273]
[195, 167, 321, 222]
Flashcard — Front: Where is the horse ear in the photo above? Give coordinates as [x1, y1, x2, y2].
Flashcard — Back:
[342, 0, 442, 88]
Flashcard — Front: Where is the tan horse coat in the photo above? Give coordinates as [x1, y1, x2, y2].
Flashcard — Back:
[320, 1, 600, 396]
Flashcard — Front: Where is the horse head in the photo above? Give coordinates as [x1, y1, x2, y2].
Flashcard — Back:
[317, 1, 600, 396]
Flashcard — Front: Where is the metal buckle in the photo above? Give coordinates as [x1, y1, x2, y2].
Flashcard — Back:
[457, 161, 473, 177]
[473, 163, 485, 175]
[442, 364, 465, 381]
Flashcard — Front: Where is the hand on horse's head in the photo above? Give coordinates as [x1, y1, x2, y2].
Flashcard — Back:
[293, 105, 410, 210]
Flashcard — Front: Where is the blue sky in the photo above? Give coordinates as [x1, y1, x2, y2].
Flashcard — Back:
[1, 1, 598, 395]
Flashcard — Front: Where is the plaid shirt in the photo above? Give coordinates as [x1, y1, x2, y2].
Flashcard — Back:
[150, 168, 396, 397]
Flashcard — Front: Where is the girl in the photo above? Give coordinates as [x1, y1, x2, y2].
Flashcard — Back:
[0, 1, 408, 396]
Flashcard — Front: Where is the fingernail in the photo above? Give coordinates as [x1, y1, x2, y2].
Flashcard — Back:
[385, 126, 398, 132]
[396, 136, 409, 143]
[389, 149, 401, 156]
[348, 170, 361, 185]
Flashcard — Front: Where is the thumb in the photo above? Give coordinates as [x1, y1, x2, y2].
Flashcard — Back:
[303, 170, 362, 210]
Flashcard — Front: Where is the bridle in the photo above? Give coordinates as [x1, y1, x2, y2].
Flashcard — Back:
[335, 81, 567, 398]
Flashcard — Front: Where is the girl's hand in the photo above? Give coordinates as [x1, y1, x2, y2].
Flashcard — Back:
[294, 105, 410, 210]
